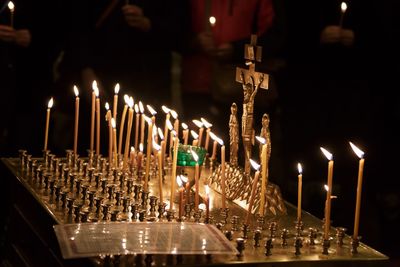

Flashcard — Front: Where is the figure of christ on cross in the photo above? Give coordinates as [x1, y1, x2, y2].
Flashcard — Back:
[235, 34, 269, 175]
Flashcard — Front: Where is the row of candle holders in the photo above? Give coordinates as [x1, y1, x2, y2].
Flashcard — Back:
[17, 149, 361, 259]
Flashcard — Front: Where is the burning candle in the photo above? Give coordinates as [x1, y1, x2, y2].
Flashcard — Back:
[245, 159, 260, 226]
[180, 175, 189, 204]
[144, 115, 153, 192]
[209, 131, 218, 161]
[73, 86, 79, 155]
[162, 105, 171, 153]
[130, 146, 136, 169]
[256, 136, 267, 217]
[90, 81, 96, 151]
[105, 103, 112, 164]
[123, 97, 134, 169]
[181, 122, 189, 145]
[153, 141, 163, 204]
[134, 104, 140, 149]
[191, 130, 199, 146]
[349, 142, 365, 240]
[158, 127, 166, 170]
[339, 2, 348, 28]
[191, 149, 200, 211]
[320, 147, 334, 240]
[297, 163, 303, 222]
[166, 119, 174, 158]
[170, 131, 179, 211]
[177, 175, 184, 220]
[8, 1, 14, 27]
[147, 105, 157, 124]
[113, 83, 119, 121]
[217, 138, 226, 209]
[209, 16, 216, 27]
[171, 109, 179, 135]
[95, 87, 100, 155]
[111, 118, 117, 168]
[118, 95, 129, 155]
[43, 97, 54, 151]
[192, 119, 204, 147]
[139, 101, 145, 146]
[201, 118, 212, 152]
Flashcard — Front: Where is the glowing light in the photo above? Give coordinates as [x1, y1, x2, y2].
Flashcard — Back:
[249, 159, 260, 171]
[114, 83, 120, 94]
[256, 136, 266, 144]
[192, 119, 203, 128]
[349, 142, 364, 159]
[47, 97, 54, 108]
[297, 163, 303, 174]
[201, 118, 212, 128]
[190, 130, 199, 139]
[73, 85, 79, 97]
[320, 147, 333, 161]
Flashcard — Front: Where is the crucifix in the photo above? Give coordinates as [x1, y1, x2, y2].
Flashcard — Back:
[235, 34, 269, 175]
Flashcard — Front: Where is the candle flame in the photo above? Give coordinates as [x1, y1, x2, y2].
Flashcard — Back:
[131, 146, 135, 152]
[73, 85, 79, 97]
[341, 2, 347, 12]
[111, 118, 116, 128]
[171, 130, 177, 137]
[205, 185, 210, 195]
[153, 141, 161, 151]
[144, 115, 152, 124]
[134, 103, 139, 113]
[92, 80, 97, 90]
[181, 122, 188, 130]
[146, 105, 157, 116]
[256, 136, 266, 144]
[250, 159, 261, 171]
[128, 97, 134, 108]
[158, 127, 164, 140]
[170, 109, 178, 119]
[192, 119, 203, 128]
[209, 16, 216, 26]
[105, 102, 110, 110]
[139, 143, 144, 152]
[94, 87, 99, 97]
[190, 148, 199, 162]
[216, 137, 224, 146]
[152, 124, 157, 136]
[124, 94, 129, 104]
[324, 184, 329, 192]
[177, 175, 183, 187]
[166, 119, 173, 130]
[199, 203, 206, 210]
[8, 1, 14, 11]
[201, 118, 212, 128]
[209, 131, 218, 141]
[138, 101, 144, 113]
[190, 130, 199, 140]
[297, 163, 303, 174]
[47, 97, 54, 108]
[349, 142, 364, 159]
[181, 175, 188, 183]
[320, 147, 333, 161]
[161, 105, 171, 114]
[114, 83, 120, 94]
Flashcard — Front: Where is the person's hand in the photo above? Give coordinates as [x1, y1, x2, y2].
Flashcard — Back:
[122, 5, 151, 32]
[15, 29, 31, 47]
[195, 31, 215, 54]
[0, 25, 16, 43]
[320, 25, 341, 44]
[340, 29, 355, 46]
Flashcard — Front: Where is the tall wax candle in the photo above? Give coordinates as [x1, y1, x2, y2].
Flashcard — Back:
[134, 104, 140, 149]
[118, 95, 129, 155]
[113, 83, 119, 121]
[245, 159, 260, 226]
[144, 116, 153, 192]
[90, 81, 96, 151]
[321, 147, 334, 240]
[256, 136, 267, 217]
[95, 88, 100, 155]
[170, 133, 179, 211]
[123, 98, 134, 169]
[297, 163, 303, 222]
[43, 97, 54, 151]
[350, 142, 365, 240]
[73, 86, 79, 155]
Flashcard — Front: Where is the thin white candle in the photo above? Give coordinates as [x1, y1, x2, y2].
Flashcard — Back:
[43, 97, 54, 151]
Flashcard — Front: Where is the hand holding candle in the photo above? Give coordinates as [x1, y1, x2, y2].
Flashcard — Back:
[320, 147, 334, 240]
[73, 86, 79, 155]
[43, 97, 54, 151]
[349, 142, 365, 240]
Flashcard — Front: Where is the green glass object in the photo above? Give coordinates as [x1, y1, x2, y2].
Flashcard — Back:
[175, 144, 207, 166]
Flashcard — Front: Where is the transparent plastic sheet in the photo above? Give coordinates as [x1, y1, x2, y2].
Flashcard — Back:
[54, 222, 238, 259]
